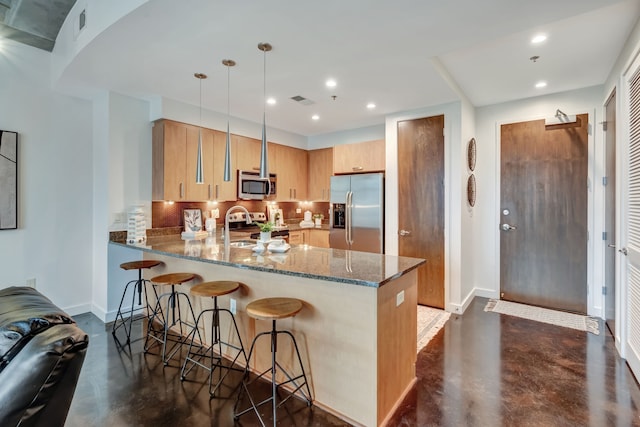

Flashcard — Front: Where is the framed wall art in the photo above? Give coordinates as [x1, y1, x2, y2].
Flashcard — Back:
[0, 130, 17, 230]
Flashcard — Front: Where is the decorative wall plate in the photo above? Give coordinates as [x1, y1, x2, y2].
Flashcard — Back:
[467, 174, 476, 207]
[467, 137, 476, 172]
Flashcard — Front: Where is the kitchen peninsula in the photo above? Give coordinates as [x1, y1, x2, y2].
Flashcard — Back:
[110, 233, 424, 426]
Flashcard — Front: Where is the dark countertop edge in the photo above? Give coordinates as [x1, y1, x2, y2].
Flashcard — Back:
[109, 240, 425, 288]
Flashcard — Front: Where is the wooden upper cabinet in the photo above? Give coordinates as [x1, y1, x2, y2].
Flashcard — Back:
[210, 129, 237, 201]
[235, 135, 276, 174]
[185, 125, 212, 201]
[274, 144, 308, 201]
[153, 120, 187, 201]
[308, 147, 333, 201]
[333, 139, 385, 174]
[153, 119, 235, 202]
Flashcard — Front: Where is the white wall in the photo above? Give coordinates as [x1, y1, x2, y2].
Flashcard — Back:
[307, 124, 385, 149]
[155, 97, 308, 149]
[0, 40, 93, 314]
[474, 85, 604, 317]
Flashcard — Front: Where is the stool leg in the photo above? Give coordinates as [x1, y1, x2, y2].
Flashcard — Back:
[271, 320, 277, 427]
[181, 299, 246, 397]
[112, 278, 139, 344]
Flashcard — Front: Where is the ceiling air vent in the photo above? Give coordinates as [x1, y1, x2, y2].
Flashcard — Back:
[290, 95, 315, 106]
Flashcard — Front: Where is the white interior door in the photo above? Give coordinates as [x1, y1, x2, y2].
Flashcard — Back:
[621, 55, 640, 375]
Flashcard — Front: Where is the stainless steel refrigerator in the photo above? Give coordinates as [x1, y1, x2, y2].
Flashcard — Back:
[329, 173, 384, 253]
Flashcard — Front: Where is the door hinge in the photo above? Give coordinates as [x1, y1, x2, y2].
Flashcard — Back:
[602, 286, 607, 295]
[587, 231, 590, 241]
[602, 121, 608, 131]
[603, 176, 608, 186]
[602, 231, 608, 241]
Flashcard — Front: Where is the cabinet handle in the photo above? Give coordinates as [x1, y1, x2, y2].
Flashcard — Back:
[322, 189, 325, 200]
[289, 188, 292, 199]
[180, 183, 184, 198]
[294, 188, 297, 199]
[215, 184, 219, 200]
[352, 166, 364, 171]
[208, 184, 212, 200]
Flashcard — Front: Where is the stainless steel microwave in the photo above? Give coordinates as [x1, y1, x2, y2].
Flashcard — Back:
[237, 170, 276, 200]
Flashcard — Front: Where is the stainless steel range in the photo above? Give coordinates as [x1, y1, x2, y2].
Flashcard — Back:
[226, 211, 290, 240]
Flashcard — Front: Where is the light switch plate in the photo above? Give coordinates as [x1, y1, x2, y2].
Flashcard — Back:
[230, 298, 236, 314]
[396, 290, 404, 306]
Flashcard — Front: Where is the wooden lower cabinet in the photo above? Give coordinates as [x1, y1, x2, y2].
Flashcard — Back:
[288, 230, 308, 245]
[309, 229, 329, 248]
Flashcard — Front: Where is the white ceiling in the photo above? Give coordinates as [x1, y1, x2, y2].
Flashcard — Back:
[55, 0, 640, 137]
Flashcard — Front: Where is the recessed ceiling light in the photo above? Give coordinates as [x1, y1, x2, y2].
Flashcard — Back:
[366, 103, 376, 110]
[267, 97, 276, 105]
[535, 81, 547, 89]
[312, 114, 320, 121]
[531, 34, 547, 44]
[325, 79, 337, 88]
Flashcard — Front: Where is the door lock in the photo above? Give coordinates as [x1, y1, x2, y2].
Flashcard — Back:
[619, 247, 629, 256]
[501, 223, 517, 231]
[399, 229, 411, 236]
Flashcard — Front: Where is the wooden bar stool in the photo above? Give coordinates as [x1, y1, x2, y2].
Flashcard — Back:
[112, 260, 162, 344]
[180, 281, 247, 396]
[144, 272, 201, 365]
[234, 297, 312, 426]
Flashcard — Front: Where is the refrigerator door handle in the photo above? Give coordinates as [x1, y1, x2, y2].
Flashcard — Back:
[344, 192, 350, 246]
[347, 191, 354, 245]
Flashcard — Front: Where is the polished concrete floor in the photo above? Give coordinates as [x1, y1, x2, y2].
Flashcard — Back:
[66, 297, 640, 426]
[389, 298, 640, 426]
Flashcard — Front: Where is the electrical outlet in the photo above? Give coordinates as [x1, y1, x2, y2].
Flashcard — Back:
[396, 290, 404, 306]
[230, 298, 236, 314]
[296, 208, 302, 214]
[26, 278, 36, 288]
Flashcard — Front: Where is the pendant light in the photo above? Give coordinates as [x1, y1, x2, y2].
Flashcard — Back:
[194, 72, 207, 184]
[258, 42, 272, 180]
[222, 59, 236, 182]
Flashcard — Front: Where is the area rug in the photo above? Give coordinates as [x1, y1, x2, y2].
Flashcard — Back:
[484, 299, 599, 335]
[417, 305, 451, 352]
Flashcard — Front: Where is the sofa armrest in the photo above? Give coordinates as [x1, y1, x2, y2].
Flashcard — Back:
[0, 324, 88, 427]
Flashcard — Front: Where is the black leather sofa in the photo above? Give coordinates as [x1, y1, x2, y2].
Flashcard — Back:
[0, 286, 88, 427]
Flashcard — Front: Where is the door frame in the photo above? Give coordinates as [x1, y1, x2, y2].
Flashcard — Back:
[494, 110, 598, 316]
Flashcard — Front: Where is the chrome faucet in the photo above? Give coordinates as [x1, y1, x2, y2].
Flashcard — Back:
[224, 205, 252, 252]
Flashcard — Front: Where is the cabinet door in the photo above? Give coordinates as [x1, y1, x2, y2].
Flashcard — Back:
[289, 230, 303, 245]
[210, 129, 236, 201]
[235, 135, 276, 174]
[275, 144, 308, 201]
[333, 139, 385, 174]
[161, 121, 187, 201]
[185, 125, 213, 201]
[308, 147, 333, 201]
[309, 229, 329, 248]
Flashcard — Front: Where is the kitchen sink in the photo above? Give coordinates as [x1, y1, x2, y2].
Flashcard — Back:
[228, 240, 256, 248]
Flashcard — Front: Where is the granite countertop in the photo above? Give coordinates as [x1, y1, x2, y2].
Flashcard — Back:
[110, 233, 424, 288]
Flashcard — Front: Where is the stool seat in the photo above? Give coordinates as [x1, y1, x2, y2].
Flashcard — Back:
[120, 260, 162, 271]
[191, 281, 240, 298]
[112, 259, 162, 345]
[246, 297, 303, 320]
[151, 272, 195, 285]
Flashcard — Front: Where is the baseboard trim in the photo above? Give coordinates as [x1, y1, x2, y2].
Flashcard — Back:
[63, 303, 93, 317]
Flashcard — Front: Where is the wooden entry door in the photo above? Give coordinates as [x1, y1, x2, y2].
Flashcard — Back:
[500, 114, 588, 313]
[604, 91, 617, 335]
[398, 115, 445, 308]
